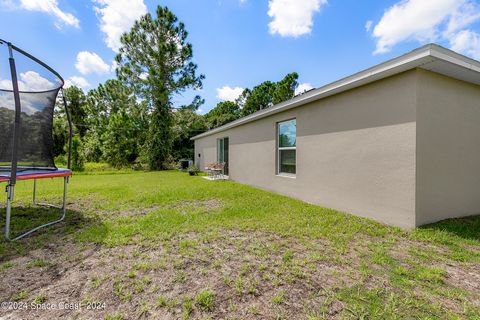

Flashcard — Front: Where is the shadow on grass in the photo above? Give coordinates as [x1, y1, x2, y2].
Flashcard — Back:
[420, 214, 480, 242]
[0, 205, 105, 262]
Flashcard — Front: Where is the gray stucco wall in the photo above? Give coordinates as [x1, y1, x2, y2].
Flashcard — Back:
[416, 70, 480, 225]
[195, 70, 418, 228]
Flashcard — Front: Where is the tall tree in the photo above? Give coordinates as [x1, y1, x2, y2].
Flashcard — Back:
[272, 72, 299, 105]
[115, 6, 204, 170]
[238, 72, 299, 117]
[239, 82, 275, 116]
[205, 101, 240, 129]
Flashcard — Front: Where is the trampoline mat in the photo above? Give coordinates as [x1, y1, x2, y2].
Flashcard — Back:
[0, 168, 71, 182]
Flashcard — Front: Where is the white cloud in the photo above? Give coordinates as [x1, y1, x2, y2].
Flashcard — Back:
[19, 71, 57, 91]
[64, 76, 90, 89]
[110, 60, 119, 73]
[0, 71, 58, 91]
[0, 72, 59, 115]
[216, 86, 244, 102]
[365, 20, 373, 33]
[20, 0, 79, 28]
[94, 0, 147, 52]
[267, 0, 327, 37]
[295, 83, 314, 95]
[0, 0, 16, 10]
[369, 0, 480, 55]
[75, 51, 111, 75]
[449, 29, 480, 59]
[0, 79, 12, 90]
[445, 1, 480, 36]
[0, 92, 52, 115]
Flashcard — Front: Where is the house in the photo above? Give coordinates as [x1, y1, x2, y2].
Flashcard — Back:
[192, 44, 480, 229]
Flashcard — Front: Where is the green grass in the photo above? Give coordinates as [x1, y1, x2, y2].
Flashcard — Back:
[0, 170, 479, 319]
[271, 289, 286, 305]
[195, 289, 216, 312]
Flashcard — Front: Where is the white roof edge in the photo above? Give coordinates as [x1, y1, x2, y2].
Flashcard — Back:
[428, 44, 480, 72]
[192, 44, 480, 140]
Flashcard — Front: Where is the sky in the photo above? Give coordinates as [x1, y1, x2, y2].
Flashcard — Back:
[1, 0, 480, 114]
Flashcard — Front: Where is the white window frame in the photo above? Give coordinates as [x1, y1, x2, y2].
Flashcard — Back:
[277, 119, 296, 177]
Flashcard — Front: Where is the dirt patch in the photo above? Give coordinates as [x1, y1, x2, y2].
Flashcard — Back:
[0, 228, 478, 319]
[445, 264, 480, 298]
[171, 199, 223, 211]
[72, 198, 224, 218]
[127, 199, 223, 216]
[0, 230, 352, 320]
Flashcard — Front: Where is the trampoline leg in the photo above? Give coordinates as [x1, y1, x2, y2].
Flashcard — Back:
[8, 177, 69, 241]
[5, 185, 14, 241]
[62, 176, 68, 213]
[33, 178, 36, 204]
[32, 177, 68, 210]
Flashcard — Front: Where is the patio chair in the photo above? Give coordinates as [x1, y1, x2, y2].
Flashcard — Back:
[212, 162, 225, 180]
[204, 163, 215, 178]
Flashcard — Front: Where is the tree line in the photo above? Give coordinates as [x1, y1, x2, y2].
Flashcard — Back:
[54, 6, 301, 171]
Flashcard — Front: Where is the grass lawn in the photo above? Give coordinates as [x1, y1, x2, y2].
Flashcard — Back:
[0, 170, 479, 319]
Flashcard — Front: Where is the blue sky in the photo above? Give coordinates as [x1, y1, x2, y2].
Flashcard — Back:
[1, 0, 480, 114]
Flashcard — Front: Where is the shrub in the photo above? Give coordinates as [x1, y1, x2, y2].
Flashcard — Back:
[187, 165, 199, 176]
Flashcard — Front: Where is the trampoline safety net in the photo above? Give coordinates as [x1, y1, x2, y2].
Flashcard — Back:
[0, 43, 63, 172]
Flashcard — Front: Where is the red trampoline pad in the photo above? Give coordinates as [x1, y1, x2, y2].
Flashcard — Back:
[0, 168, 72, 182]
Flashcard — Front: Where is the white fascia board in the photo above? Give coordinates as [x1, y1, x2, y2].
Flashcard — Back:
[429, 45, 480, 73]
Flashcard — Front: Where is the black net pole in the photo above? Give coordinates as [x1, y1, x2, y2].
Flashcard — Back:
[61, 88, 73, 169]
[8, 43, 21, 185]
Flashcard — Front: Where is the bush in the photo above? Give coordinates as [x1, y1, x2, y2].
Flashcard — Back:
[83, 162, 113, 172]
[187, 165, 199, 176]
[82, 134, 103, 162]
[54, 154, 67, 167]
[162, 155, 179, 171]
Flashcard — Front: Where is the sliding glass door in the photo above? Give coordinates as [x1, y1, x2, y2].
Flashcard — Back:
[217, 137, 229, 175]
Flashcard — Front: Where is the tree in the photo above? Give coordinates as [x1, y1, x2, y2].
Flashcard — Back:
[52, 107, 68, 158]
[52, 85, 87, 158]
[116, 6, 204, 170]
[169, 95, 207, 160]
[239, 82, 274, 116]
[238, 72, 299, 117]
[272, 72, 299, 105]
[70, 135, 85, 171]
[63, 86, 88, 137]
[172, 108, 207, 160]
[101, 109, 142, 167]
[204, 101, 239, 129]
[85, 79, 148, 167]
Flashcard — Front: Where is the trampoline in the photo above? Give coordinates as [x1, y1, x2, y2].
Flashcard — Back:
[0, 39, 73, 241]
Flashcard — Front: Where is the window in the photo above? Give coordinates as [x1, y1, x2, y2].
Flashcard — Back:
[277, 119, 296, 175]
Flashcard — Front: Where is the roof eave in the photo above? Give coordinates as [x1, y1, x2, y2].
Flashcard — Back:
[191, 44, 477, 140]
